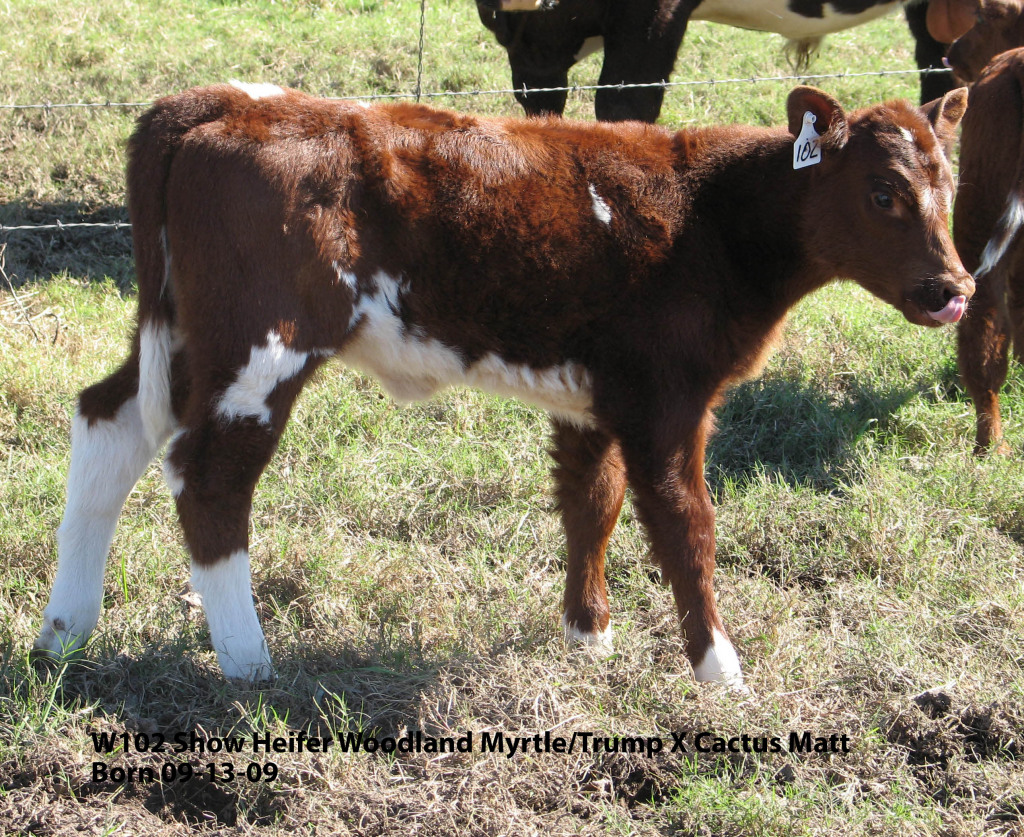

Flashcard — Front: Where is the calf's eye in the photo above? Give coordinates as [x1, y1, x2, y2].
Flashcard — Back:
[872, 191, 894, 210]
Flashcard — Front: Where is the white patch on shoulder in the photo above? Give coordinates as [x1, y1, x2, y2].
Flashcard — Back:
[191, 551, 274, 681]
[229, 80, 285, 100]
[339, 272, 594, 424]
[977, 194, 1024, 277]
[588, 183, 612, 226]
[692, 627, 746, 690]
[561, 612, 613, 652]
[216, 331, 313, 424]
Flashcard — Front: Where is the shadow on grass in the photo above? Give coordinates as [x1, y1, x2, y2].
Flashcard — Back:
[0, 201, 133, 289]
[705, 361, 961, 495]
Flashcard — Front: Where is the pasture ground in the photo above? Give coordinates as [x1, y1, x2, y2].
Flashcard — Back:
[1, 1, 1023, 834]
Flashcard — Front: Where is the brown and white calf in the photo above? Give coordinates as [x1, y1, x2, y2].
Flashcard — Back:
[951, 46, 1024, 451]
[34, 81, 972, 687]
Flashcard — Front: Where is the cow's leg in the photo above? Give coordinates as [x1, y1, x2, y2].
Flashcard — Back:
[549, 420, 627, 650]
[958, 269, 1012, 453]
[511, 62, 570, 117]
[594, 1, 695, 122]
[167, 346, 324, 680]
[34, 326, 177, 660]
[615, 408, 743, 687]
[905, 0, 958, 105]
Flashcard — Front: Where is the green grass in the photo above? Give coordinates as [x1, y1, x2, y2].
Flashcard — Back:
[2, 1, 1024, 835]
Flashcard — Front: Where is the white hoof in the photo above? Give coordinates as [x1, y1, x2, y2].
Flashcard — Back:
[561, 613, 614, 654]
[692, 627, 747, 692]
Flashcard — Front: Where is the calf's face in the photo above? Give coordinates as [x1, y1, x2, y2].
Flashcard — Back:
[790, 87, 974, 325]
[947, 0, 1024, 82]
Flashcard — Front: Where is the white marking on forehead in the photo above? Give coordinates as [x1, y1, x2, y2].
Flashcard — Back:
[339, 272, 594, 424]
[217, 331, 313, 424]
[977, 194, 1024, 277]
[899, 127, 915, 146]
[229, 80, 285, 100]
[588, 183, 612, 226]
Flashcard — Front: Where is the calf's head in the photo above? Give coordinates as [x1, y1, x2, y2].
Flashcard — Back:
[947, 0, 1024, 82]
[790, 86, 974, 325]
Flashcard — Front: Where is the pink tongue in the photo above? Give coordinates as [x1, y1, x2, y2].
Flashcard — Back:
[928, 295, 967, 324]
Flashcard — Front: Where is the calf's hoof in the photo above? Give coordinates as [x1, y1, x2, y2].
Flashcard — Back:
[561, 613, 614, 655]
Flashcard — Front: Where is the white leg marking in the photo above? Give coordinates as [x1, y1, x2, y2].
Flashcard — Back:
[692, 627, 746, 690]
[229, 80, 285, 100]
[977, 194, 1024, 278]
[588, 183, 612, 226]
[35, 397, 158, 658]
[562, 612, 614, 652]
[138, 320, 176, 448]
[216, 331, 313, 424]
[191, 550, 274, 681]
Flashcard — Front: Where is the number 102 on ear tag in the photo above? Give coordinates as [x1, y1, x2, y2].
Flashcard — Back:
[793, 111, 821, 170]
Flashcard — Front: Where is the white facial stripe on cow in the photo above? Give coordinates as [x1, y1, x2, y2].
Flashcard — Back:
[191, 550, 274, 680]
[339, 272, 595, 422]
[216, 331, 318, 424]
[561, 612, 614, 652]
[691, 627, 746, 690]
[229, 80, 286, 100]
[977, 194, 1024, 277]
[588, 183, 612, 226]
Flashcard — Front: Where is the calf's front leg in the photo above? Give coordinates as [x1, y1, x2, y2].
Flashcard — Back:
[617, 413, 744, 687]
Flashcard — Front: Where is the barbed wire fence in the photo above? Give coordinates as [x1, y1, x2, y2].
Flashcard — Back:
[0, 0, 952, 240]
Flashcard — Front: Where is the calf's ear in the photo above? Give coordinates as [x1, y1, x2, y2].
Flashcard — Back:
[922, 87, 969, 157]
[787, 86, 849, 151]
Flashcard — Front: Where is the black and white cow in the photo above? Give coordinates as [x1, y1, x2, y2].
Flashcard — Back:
[477, 0, 958, 121]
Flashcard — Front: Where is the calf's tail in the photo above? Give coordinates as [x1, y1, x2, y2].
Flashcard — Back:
[126, 85, 239, 444]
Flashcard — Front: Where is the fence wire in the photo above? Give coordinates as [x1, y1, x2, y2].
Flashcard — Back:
[0, 57, 952, 237]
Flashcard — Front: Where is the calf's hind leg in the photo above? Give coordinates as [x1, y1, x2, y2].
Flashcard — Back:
[550, 421, 627, 650]
[167, 344, 324, 680]
[35, 334, 174, 660]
